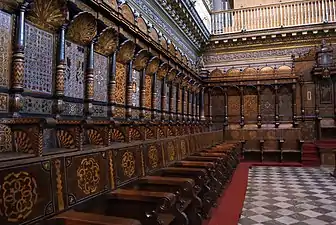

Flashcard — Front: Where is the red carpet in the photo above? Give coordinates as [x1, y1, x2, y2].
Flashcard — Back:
[302, 143, 320, 167]
[203, 163, 250, 225]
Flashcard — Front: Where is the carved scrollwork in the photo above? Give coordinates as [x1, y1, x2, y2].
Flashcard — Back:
[180, 140, 187, 157]
[56, 129, 76, 149]
[111, 128, 125, 142]
[26, 0, 68, 32]
[87, 129, 104, 145]
[157, 127, 165, 138]
[0, 172, 38, 222]
[145, 127, 155, 139]
[148, 145, 159, 169]
[117, 40, 136, 64]
[121, 151, 135, 178]
[157, 63, 169, 80]
[13, 130, 33, 154]
[66, 12, 97, 46]
[133, 49, 150, 71]
[146, 56, 160, 75]
[77, 158, 100, 195]
[95, 27, 119, 56]
[129, 127, 141, 141]
[167, 141, 175, 161]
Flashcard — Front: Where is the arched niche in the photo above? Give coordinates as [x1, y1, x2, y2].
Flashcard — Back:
[227, 86, 241, 123]
[243, 86, 258, 123]
[26, 0, 68, 32]
[277, 65, 292, 75]
[102, 0, 118, 11]
[136, 15, 147, 34]
[133, 49, 150, 71]
[149, 26, 159, 43]
[210, 86, 226, 124]
[260, 66, 275, 75]
[119, 3, 135, 25]
[242, 67, 257, 76]
[145, 56, 160, 75]
[278, 85, 292, 122]
[66, 12, 97, 46]
[157, 62, 170, 80]
[210, 68, 223, 78]
[227, 68, 240, 76]
[167, 68, 178, 82]
[94, 27, 119, 56]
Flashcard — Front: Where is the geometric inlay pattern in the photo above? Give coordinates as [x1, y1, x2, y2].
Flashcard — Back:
[24, 23, 53, 93]
[93, 52, 108, 102]
[0, 10, 12, 88]
[131, 69, 140, 107]
[240, 167, 336, 225]
[65, 41, 85, 99]
[21, 96, 53, 114]
[156, 79, 161, 110]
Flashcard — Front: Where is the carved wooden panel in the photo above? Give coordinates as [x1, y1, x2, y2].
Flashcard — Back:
[172, 85, 176, 112]
[115, 62, 126, 104]
[228, 95, 240, 122]
[65, 41, 85, 99]
[303, 83, 315, 116]
[278, 87, 292, 121]
[0, 163, 53, 224]
[145, 75, 152, 108]
[0, 10, 11, 88]
[178, 88, 182, 113]
[261, 87, 274, 122]
[24, 23, 54, 94]
[93, 52, 108, 102]
[21, 96, 53, 115]
[114, 146, 142, 185]
[211, 95, 224, 123]
[0, 124, 11, 152]
[144, 143, 163, 173]
[301, 121, 316, 140]
[92, 105, 107, 117]
[243, 95, 257, 122]
[62, 102, 83, 116]
[66, 153, 107, 206]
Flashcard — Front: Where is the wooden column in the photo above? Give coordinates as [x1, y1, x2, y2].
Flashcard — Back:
[200, 87, 205, 121]
[55, 25, 67, 118]
[188, 89, 192, 121]
[275, 85, 280, 128]
[208, 90, 212, 123]
[191, 90, 195, 121]
[257, 86, 262, 128]
[108, 52, 117, 120]
[139, 68, 146, 120]
[169, 83, 174, 121]
[11, 3, 28, 117]
[224, 87, 228, 127]
[151, 72, 157, 120]
[292, 82, 298, 127]
[125, 60, 133, 120]
[299, 75, 305, 121]
[240, 86, 244, 128]
[176, 84, 180, 121]
[181, 86, 185, 121]
[84, 41, 95, 119]
[161, 77, 167, 121]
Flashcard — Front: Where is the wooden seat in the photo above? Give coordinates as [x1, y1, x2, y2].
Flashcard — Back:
[45, 210, 141, 225]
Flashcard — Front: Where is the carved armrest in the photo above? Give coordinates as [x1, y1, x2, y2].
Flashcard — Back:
[173, 161, 215, 168]
[138, 176, 195, 191]
[46, 210, 141, 225]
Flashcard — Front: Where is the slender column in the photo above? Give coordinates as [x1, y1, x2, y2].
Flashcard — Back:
[181, 86, 185, 121]
[257, 86, 262, 128]
[191, 91, 194, 121]
[169, 83, 174, 121]
[188, 89, 192, 121]
[224, 88, 228, 126]
[299, 75, 305, 121]
[11, 3, 28, 117]
[196, 92, 199, 121]
[84, 41, 95, 119]
[161, 77, 167, 121]
[54, 25, 67, 118]
[240, 86, 244, 127]
[292, 83, 298, 127]
[139, 68, 146, 120]
[151, 73, 157, 120]
[333, 79, 336, 121]
[108, 52, 117, 119]
[125, 60, 133, 120]
[208, 91, 212, 123]
[315, 80, 320, 117]
[176, 84, 180, 121]
[275, 85, 280, 128]
[200, 87, 205, 121]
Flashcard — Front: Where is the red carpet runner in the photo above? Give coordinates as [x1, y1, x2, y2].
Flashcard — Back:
[302, 142, 320, 167]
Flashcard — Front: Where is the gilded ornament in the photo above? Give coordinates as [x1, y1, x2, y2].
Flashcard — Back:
[117, 40, 135, 64]
[111, 128, 125, 142]
[26, 0, 67, 32]
[0, 172, 38, 222]
[121, 151, 136, 178]
[144, 75, 152, 108]
[157, 63, 169, 80]
[167, 141, 175, 161]
[180, 140, 187, 157]
[0, 124, 11, 152]
[13, 130, 33, 154]
[129, 128, 141, 140]
[56, 129, 76, 149]
[115, 62, 126, 104]
[108, 151, 115, 189]
[133, 49, 150, 71]
[148, 145, 159, 169]
[66, 12, 97, 46]
[210, 68, 223, 78]
[146, 57, 160, 75]
[54, 160, 64, 210]
[145, 127, 154, 139]
[95, 27, 119, 56]
[77, 158, 100, 195]
[87, 129, 104, 145]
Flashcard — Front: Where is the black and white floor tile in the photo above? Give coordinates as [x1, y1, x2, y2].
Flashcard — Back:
[239, 167, 336, 225]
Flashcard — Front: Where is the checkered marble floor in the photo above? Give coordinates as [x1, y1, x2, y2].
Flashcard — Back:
[239, 167, 336, 225]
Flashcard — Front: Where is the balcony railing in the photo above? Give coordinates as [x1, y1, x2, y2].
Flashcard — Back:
[211, 0, 336, 35]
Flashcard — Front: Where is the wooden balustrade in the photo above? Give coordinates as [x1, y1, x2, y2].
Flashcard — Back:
[211, 0, 336, 35]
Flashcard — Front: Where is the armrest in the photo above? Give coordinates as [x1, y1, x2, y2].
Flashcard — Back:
[138, 176, 195, 188]
[50, 210, 141, 225]
[173, 161, 215, 168]
[186, 156, 221, 161]
[194, 152, 227, 157]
